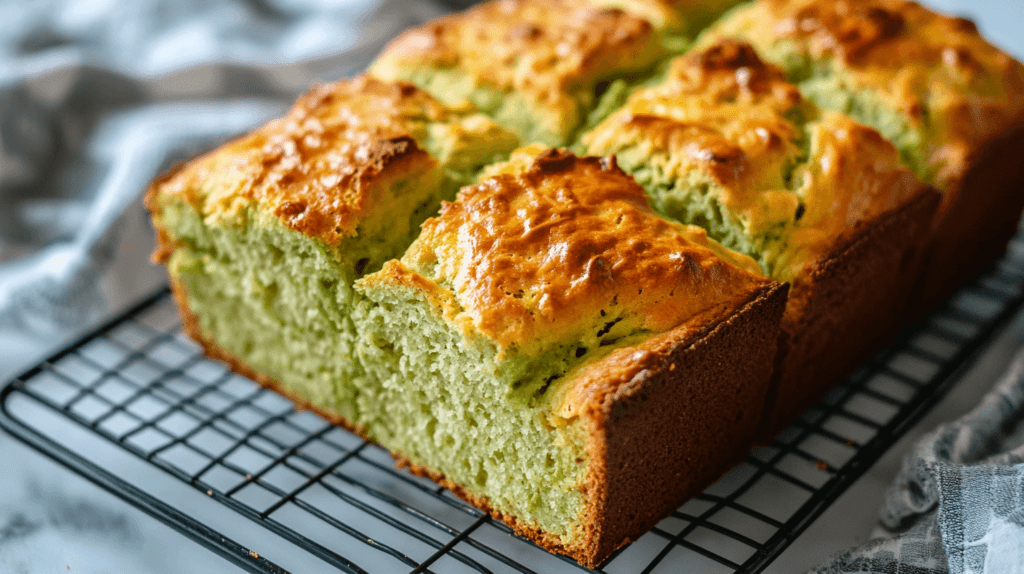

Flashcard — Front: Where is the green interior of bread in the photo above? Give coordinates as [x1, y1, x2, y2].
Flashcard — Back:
[165, 204, 366, 415]
[353, 283, 591, 540]
[583, 121, 808, 278]
[609, 147, 773, 272]
[161, 198, 606, 542]
[382, 64, 672, 148]
[164, 201, 592, 540]
[698, 7, 931, 184]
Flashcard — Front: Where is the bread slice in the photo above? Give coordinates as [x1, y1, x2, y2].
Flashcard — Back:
[147, 76, 519, 413]
[354, 146, 788, 565]
[581, 40, 940, 436]
[701, 0, 1024, 314]
[368, 0, 689, 147]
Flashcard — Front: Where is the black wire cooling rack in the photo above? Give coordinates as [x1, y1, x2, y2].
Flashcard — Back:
[4, 238, 1024, 574]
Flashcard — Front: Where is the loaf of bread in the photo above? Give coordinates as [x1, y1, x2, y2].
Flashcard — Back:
[147, 0, 1024, 567]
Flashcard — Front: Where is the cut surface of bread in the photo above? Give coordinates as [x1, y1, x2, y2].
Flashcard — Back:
[354, 146, 786, 564]
[147, 76, 519, 412]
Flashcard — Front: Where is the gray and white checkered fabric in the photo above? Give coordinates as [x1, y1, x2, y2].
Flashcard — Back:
[813, 352, 1024, 573]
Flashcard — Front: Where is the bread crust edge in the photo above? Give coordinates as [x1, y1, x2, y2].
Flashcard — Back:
[761, 186, 942, 438]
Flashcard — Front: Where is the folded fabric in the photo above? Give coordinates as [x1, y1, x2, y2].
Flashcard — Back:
[0, 0, 446, 379]
[812, 350, 1024, 574]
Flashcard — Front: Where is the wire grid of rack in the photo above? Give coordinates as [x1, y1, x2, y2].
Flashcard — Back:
[3, 238, 1024, 574]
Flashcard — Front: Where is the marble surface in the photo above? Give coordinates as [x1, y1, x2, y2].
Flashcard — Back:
[1, 0, 1023, 572]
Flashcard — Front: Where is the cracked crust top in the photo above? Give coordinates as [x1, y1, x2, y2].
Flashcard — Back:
[706, 0, 1024, 189]
[365, 145, 769, 356]
[146, 76, 516, 245]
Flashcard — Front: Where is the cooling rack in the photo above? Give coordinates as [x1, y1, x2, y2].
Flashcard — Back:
[3, 238, 1024, 574]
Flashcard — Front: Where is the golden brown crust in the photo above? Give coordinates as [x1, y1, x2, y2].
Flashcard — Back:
[678, 39, 799, 101]
[709, 0, 1024, 192]
[573, 281, 788, 566]
[148, 76, 465, 245]
[372, 0, 666, 138]
[394, 146, 770, 354]
[376, 0, 661, 90]
[761, 187, 940, 437]
[584, 40, 805, 216]
[910, 124, 1024, 317]
[587, 0, 739, 33]
[774, 112, 931, 283]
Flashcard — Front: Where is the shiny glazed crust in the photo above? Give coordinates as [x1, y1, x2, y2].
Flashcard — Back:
[168, 272, 788, 568]
[147, 76, 515, 246]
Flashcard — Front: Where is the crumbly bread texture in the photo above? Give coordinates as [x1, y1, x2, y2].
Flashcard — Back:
[582, 38, 940, 437]
[147, 0, 1024, 567]
[354, 147, 786, 563]
[701, 0, 1024, 312]
[147, 76, 518, 412]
